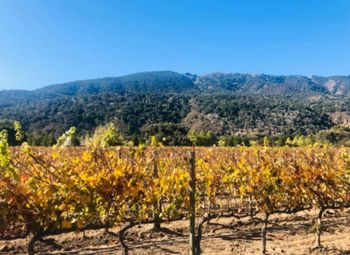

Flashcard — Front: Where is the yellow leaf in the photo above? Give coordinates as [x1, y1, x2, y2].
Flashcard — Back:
[62, 220, 72, 229]
[52, 152, 59, 159]
[246, 186, 254, 193]
[82, 151, 91, 161]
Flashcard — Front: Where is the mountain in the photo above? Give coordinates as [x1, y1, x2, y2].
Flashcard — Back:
[0, 71, 196, 103]
[1, 70, 350, 146]
[34, 71, 196, 97]
[311, 75, 350, 96]
[196, 73, 329, 95]
[2, 71, 350, 99]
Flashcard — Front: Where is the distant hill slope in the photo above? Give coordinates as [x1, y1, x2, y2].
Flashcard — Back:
[0, 71, 196, 102]
[1, 70, 350, 145]
[2, 71, 350, 99]
[196, 73, 329, 95]
[34, 71, 196, 97]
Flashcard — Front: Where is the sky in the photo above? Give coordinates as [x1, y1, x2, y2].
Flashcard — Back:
[0, 0, 350, 90]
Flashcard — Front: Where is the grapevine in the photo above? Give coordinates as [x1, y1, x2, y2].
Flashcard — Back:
[1, 133, 350, 254]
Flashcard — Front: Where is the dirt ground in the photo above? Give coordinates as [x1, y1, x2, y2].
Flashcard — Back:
[1, 209, 350, 255]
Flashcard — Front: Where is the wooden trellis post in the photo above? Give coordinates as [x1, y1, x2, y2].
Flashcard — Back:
[189, 147, 196, 255]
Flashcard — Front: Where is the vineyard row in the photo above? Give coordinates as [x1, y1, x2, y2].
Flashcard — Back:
[1, 142, 350, 254]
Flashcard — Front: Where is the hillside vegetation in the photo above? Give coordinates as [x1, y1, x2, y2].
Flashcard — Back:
[1, 71, 350, 145]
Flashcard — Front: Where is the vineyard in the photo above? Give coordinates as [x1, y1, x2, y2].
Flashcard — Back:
[1, 132, 350, 254]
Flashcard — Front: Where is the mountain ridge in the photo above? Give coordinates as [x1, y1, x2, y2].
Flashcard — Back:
[1, 70, 350, 145]
[2, 71, 350, 98]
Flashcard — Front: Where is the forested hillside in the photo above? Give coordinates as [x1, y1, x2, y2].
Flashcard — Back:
[1, 71, 350, 146]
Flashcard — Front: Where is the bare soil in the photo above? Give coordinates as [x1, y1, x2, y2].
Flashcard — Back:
[1, 209, 350, 255]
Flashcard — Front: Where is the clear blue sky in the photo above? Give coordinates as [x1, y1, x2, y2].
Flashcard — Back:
[0, 0, 350, 90]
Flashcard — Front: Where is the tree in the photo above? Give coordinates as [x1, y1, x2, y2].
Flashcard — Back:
[263, 136, 270, 147]
[187, 130, 217, 146]
[89, 123, 124, 147]
[53, 127, 78, 148]
[141, 123, 190, 146]
[0, 119, 22, 146]
[316, 126, 350, 146]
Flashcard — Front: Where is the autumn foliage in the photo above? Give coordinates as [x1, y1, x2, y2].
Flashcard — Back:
[1, 134, 350, 254]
